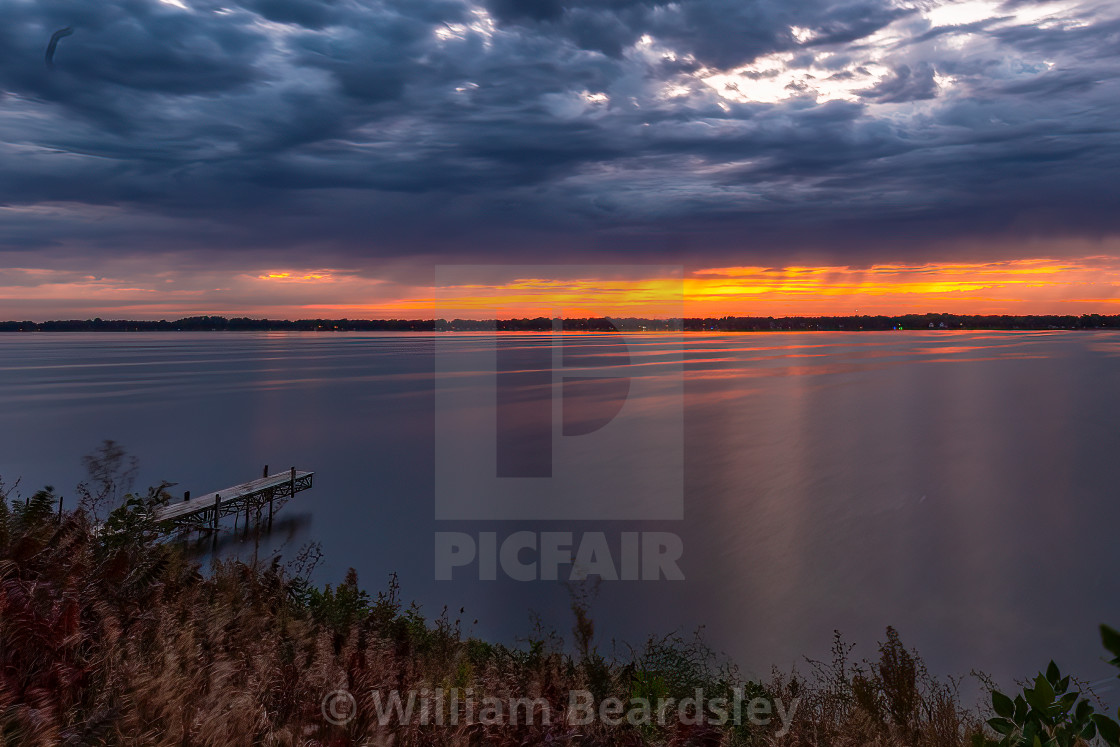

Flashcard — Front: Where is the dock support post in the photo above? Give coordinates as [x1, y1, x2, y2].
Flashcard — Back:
[263, 464, 269, 478]
[151, 468, 312, 542]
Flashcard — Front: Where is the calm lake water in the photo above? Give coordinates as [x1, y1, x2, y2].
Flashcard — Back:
[2, 330, 1119, 693]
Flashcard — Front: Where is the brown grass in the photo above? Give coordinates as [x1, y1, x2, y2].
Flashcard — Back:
[0, 481, 987, 746]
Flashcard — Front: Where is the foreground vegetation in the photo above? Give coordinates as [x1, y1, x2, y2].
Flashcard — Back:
[1, 464, 1118, 745]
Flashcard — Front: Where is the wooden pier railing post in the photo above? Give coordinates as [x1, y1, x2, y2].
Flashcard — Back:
[151, 468, 313, 538]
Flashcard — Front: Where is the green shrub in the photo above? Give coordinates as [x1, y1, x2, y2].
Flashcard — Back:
[976, 627, 1120, 747]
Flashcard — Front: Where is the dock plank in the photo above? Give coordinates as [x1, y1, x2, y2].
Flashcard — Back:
[154, 470, 314, 522]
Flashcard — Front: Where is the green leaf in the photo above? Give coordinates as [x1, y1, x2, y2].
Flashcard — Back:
[1075, 698, 1093, 722]
[1046, 661, 1061, 686]
[1024, 690, 1047, 714]
[1079, 720, 1097, 740]
[1102, 625, 1120, 666]
[1015, 695, 1029, 722]
[989, 717, 1016, 736]
[1035, 673, 1056, 702]
[1057, 691, 1078, 715]
[1091, 714, 1120, 746]
[993, 690, 1016, 719]
[1026, 675, 1056, 713]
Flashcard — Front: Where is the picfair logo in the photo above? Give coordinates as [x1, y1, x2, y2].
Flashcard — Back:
[434, 266, 684, 522]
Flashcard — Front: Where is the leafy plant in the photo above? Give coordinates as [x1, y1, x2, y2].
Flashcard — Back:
[307, 567, 371, 645]
[100, 482, 174, 550]
[976, 652, 1120, 747]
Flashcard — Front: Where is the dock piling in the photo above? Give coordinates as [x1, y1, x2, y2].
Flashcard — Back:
[151, 469, 314, 537]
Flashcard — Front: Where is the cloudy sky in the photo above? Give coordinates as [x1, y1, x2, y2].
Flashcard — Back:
[2, 0, 1120, 318]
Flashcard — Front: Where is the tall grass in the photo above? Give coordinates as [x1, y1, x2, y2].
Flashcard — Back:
[0, 476, 1006, 746]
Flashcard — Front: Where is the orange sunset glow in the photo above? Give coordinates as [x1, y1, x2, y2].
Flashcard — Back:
[6, 256, 1120, 321]
[425, 257, 1120, 319]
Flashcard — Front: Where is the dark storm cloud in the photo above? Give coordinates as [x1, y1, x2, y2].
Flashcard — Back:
[479, 0, 911, 64]
[239, 0, 342, 29]
[860, 61, 938, 101]
[1, 0, 1119, 270]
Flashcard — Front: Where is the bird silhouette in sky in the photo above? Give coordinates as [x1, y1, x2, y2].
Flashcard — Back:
[45, 27, 74, 68]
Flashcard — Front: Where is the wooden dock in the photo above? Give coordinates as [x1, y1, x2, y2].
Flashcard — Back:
[154, 466, 314, 533]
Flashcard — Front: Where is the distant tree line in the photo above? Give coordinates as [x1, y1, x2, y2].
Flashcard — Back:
[0, 316, 435, 332]
[3, 313, 1120, 332]
[678, 313, 1120, 331]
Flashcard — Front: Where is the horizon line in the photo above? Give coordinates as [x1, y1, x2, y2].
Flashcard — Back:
[5, 312, 1120, 331]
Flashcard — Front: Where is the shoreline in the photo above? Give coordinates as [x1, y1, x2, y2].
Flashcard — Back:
[4, 312, 1120, 333]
